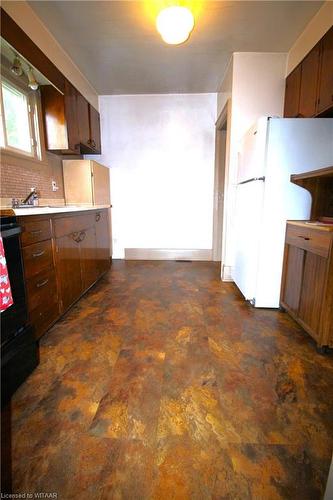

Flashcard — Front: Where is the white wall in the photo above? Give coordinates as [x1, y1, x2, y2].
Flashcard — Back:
[287, 1, 333, 75]
[221, 53, 287, 280]
[96, 94, 217, 258]
[2, 0, 99, 109]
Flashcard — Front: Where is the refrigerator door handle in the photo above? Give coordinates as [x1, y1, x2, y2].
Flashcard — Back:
[237, 176, 265, 185]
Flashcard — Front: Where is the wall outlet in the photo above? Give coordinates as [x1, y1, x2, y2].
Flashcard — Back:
[51, 180, 59, 192]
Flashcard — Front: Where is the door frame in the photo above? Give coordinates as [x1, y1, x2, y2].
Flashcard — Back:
[212, 99, 231, 266]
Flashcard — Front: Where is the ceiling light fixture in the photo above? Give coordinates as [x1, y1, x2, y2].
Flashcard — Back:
[27, 66, 39, 91]
[11, 55, 23, 76]
[156, 6, 194, 45]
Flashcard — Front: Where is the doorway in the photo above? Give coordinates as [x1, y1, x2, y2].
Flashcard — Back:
[212, 100, 231, 277]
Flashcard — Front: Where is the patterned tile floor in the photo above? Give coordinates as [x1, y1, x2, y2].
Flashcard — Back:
[11, 261, 333, 499]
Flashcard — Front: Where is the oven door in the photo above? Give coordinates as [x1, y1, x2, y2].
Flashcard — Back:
[0, 222, 28, 344]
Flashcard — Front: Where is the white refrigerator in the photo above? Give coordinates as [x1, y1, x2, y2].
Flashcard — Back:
[233, 117, 333, 308]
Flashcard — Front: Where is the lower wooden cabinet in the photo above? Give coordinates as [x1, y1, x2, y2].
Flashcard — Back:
[95, 210, 111, 276]
[280, 222, 333, 348]
[55, 232, 83, 312]
[19, 208, 110, 338]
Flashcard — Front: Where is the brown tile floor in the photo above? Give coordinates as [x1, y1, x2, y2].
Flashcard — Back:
[11, 260, 333, 499]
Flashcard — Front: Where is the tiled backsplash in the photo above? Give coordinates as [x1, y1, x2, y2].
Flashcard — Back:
[0, 152, 65, 205]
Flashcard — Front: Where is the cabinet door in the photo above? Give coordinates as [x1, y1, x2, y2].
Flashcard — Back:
[55, 234, 83, 312]
[317, 27, 333, 114]
[64, 80, 80, 153]
[95, 210, 110, 276]
[284, 65, 301, 117]
[280, 245, 304, 313]
[77, 92, 91, 148]
[298, 251, 327, 340]
[89, 105, 101, 153]
[79, 226, 98, 291]
[299, 43, 320, 117]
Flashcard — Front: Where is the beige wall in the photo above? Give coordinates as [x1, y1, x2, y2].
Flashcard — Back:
[286, 1, 333, 75]
[92, 94, 217, 259]
[1, 0, 99, 109]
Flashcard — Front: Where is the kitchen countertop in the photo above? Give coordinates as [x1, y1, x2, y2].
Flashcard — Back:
[287, 220, 333, 232]
[1, 205, 111, 217]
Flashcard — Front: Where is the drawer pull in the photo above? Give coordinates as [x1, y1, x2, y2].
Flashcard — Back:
[298, 235, 310, 241]
[32, 250, 45, 258]
[30, 229, 42, 235]
[79, 231, 86, 242]
[36, 278, 49, 288]
[95, 213, 101, 222]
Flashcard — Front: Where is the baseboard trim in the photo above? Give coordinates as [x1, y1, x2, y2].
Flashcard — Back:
[221, 264, 233, 282]
[124, 248, 213, 261]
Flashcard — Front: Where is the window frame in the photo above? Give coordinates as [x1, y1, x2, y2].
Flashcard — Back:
[0, 73, 45, 163]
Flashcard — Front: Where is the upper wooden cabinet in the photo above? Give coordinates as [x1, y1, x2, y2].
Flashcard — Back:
[284, 26, 333, 118]
[284, 66, 301, 117]
[41, 80, 80, 155]
[298, 42, 320, 118]
[89, 105, 102, 153]
[77, 93, 91, 150]
[317, 27, 333, 115]
[77, 94, 102, 154]
[41, 81, 101, 155]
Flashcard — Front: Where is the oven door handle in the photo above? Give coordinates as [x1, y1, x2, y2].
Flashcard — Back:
[0, 226, 22, 238]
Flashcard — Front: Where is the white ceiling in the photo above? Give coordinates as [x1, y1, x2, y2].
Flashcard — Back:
[28, 1, 323, 95]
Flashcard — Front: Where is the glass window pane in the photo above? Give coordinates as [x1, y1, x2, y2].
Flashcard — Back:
[2, 82, 32, 153]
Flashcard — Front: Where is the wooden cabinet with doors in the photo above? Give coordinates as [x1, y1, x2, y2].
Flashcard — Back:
[284, 26, 333, 118]
[19, 208, 111, 338]
[41, 81, 101, 155]
[77, 93, 102, 154]
[95, 209, 111, 276]
[40, 79, 80, 155]
[53, 213, 98, 313]
[280, 167, 333, 350]
[284, 65, 301, 117]
[298, 42, 320, 117]
[317, 26, 333, 115]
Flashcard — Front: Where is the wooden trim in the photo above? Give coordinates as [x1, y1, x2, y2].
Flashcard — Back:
[0, 8, 65, 94]
[124, 248, 212, 261]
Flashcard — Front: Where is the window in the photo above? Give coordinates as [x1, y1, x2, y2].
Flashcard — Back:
[0, 78, 42, 160]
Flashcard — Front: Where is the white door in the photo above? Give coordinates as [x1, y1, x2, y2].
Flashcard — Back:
[233, 179, 265, 301]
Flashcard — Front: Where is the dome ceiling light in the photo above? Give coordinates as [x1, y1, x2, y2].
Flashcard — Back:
[156, 6, 195, 45]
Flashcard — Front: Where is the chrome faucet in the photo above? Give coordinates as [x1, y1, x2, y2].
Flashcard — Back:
[12, 187, 39, 208]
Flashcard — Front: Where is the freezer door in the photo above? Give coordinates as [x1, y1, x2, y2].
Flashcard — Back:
[237, 117, 268, 183]
[232, 179, 265, 301]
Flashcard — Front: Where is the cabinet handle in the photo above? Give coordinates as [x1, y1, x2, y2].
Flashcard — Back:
[91, 139, 96, 148]
[298, 235, 310, 241]
[71, 232, 80, 243]
[32, 250, 45, 258]
[30, 229, 42, 235]
[95, 213, 101, 222]
[36, 278, 49, 288]
[79, 231, 86, 242]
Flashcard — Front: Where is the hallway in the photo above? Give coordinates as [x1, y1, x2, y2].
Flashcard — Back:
[11, 261, 333, 499]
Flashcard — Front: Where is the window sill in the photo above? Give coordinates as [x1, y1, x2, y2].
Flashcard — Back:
[0, 148, 48, 167]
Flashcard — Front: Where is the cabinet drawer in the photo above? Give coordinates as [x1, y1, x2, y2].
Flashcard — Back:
[286, 224, 332, 258]
[53, 213, 95, 238]
[22, 240, 54, 278]
[26, 268, 58, 312]
[29, 300, 59, 340]
[20, 218, 52, 246]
